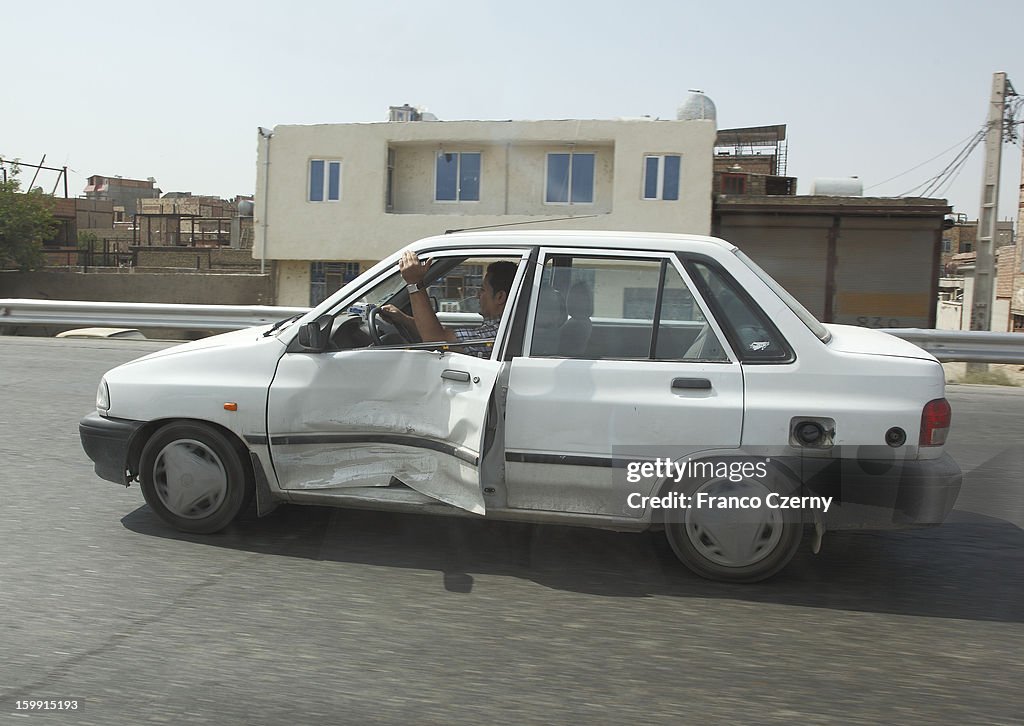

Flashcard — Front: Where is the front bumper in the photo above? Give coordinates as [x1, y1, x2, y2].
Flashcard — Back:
[799, 452, 962, 530]
[79, 411, 145, 486]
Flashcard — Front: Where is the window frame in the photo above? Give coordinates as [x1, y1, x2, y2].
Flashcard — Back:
[386, 148, 396, 211]
[310, 261, 361, 307]
[302, 247, 533, 362]
[720, 172, 747, 195]
[308, 159, 342, 203]
[434, 151, 482, 203]
[642, 154, 682, 201]
[680, 253, 796, 364]
[544, 152, 596, 205]
[524, 247, 736, 362]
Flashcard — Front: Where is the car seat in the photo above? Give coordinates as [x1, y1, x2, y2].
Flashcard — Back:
[531, 287, 567, 355]
[558, 282, 594, 357]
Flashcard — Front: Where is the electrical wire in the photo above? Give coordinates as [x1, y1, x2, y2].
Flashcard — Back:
[896, 122, 992, 197]
[931, 146, 979, 198]
[919, 131, 985, 197]
[865, 130, 983, 190]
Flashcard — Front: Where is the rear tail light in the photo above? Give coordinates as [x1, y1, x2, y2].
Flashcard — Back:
[920, 398, 952, 446]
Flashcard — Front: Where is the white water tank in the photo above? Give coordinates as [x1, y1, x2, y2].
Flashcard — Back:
[677, 90, 716, 121]
[810, 177, 864, 196]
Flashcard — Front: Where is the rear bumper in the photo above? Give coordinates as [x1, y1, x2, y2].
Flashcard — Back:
[79, 411, 145, 486]
[800, 453, 962, 529]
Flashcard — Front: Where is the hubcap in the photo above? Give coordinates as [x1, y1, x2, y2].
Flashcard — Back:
[152, 439, 227, 519]
[684, 477, 783, 568]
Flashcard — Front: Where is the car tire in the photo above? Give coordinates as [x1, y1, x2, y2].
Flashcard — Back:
[663, 466, 803, 583]
[139, 421, 253, 534]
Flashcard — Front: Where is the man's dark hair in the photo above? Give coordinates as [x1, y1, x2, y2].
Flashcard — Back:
[485, 261, 517, 296]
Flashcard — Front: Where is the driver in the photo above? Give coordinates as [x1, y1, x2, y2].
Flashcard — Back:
[380, 251, 516, 357]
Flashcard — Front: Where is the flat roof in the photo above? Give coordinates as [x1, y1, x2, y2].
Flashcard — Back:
[715, 195, 951, 216]
[715, 125, 787, 145]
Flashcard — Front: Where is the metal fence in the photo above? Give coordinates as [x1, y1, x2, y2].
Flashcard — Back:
[1, 299, 1023, 363]
[880, 328, 1024, 364]
[0, 299, 308, 332]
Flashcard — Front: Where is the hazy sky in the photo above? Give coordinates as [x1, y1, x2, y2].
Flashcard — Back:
[4, 0, 1022, 224]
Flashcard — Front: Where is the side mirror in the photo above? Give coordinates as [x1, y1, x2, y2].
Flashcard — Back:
[430, 295, 440, 313]
[297, 316, 331, 352]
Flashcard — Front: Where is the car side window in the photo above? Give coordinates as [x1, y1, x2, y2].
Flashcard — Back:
[655, 264, 728, 361]
[528, 255, 727, 361]
[323, 255, 522, 355]
[686, 260, 792, 363]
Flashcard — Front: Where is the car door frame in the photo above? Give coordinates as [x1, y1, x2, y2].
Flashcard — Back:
[502, 245, 746, 518]
[265, 246, 534, 514]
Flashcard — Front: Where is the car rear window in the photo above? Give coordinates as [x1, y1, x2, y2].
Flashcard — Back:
[732, 249, 832, 343]
[687, 260, 793, 363]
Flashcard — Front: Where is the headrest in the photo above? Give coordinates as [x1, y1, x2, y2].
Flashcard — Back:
[565, 282, 594, 318]
[535, 286, 567, 328]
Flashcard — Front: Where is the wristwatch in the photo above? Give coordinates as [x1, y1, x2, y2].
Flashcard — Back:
[406, 282, 424, 295]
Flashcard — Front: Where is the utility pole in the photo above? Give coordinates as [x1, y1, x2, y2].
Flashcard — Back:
[1017, 133, 1024, 333]
[970, 73, 1016, 338]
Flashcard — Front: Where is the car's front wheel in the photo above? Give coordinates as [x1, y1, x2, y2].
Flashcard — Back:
[139, 422, 252, 534]
[664, 469, 803, 583]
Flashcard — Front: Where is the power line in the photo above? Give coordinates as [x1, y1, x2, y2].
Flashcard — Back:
[896, 123, 990, 197]
[920, 133, 981, 196]
[865, 129, 983, 190]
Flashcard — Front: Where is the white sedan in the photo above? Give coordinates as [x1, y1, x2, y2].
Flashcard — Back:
[80, 231, 961, 582]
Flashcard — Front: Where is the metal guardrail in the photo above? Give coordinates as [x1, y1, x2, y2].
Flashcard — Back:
[1, 299, 1022, 362]
[0, 299, 309, 331]
[881, 328, 1024, 364]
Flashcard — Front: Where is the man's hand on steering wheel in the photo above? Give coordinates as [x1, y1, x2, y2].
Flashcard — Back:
[374, 304, 415, 344]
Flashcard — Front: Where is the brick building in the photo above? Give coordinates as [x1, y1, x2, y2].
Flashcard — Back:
[82, 175, 161, 217]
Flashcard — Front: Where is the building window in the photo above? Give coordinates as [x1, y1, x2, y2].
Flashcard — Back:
[942, 237, 951, 253]
[310, 261, 360, 306]
[546, 152, 595, 204]
[309, 160, 341, 202]
[642, 155, 681, 200]
[386, 148, 396, 211]
[436, 152, 480, 201]
[721, 173, 746, 195]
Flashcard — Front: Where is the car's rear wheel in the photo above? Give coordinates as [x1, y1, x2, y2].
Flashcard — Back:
[139, 422, 252, 534]
[664, 469, 803, 583]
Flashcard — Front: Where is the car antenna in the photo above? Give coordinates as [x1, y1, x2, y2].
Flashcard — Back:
[444, 214, 601, 234]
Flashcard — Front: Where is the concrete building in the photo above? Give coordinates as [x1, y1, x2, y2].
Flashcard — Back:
[135, 194, 239, 247]
[713, 124, 789, 178]
[941, 217, 1014, 273]
[937, 244, 1022, 332]
[82, 175, 161, 217]
[254, 108, 717, 306]
[46, 198, 114, 246]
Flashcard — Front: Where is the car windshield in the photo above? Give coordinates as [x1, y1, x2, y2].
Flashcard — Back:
[732, 249, 831, 343]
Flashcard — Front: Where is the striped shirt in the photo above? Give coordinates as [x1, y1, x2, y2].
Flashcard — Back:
[452, 318, 500, 358]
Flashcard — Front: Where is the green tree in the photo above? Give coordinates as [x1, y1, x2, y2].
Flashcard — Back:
[0, 164, 57, 270]
[78, 230, 99, 250]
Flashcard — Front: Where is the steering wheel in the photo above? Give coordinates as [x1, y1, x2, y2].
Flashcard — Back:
[367, 305, 413, 346]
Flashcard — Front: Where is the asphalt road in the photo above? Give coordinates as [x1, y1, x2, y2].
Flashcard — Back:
[1, 337, 1021, 725]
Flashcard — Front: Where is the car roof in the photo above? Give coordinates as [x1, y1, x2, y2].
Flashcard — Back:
[408, 230, 738, 255]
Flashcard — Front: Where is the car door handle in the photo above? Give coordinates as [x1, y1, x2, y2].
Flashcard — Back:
[672, 377, 712, 391]
[441, 369, 471, 382]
